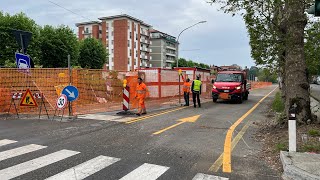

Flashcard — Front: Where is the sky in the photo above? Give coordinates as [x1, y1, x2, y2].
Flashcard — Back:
[1, 0, 255, 68]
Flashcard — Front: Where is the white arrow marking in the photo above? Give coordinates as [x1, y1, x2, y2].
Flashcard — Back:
[66, 89, 75, 98]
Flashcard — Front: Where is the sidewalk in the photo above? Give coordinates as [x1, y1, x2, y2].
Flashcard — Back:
[281, 151, 320, 180]
[280, 97, 320, 180]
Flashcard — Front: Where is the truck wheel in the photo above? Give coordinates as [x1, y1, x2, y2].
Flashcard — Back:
[243, 93, 248, 100]
[237, 96, 243, 104]
[213, 98, 217, 102]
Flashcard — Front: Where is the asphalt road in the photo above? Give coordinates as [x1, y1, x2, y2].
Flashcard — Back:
[0, 85, 280, 180]
[311, 84, 320, 100]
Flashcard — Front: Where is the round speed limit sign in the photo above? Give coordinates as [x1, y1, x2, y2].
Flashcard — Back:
[56, 94, 68, 110]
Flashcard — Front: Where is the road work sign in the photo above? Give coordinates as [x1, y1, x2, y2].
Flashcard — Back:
[62, 86, 79, 102]
[20, 89, 38, 107]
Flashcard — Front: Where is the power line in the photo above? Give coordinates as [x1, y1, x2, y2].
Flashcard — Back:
[48, 0, 92, 22]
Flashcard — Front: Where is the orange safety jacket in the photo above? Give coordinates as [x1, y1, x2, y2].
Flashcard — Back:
[135, 82, 148, 98]
[183, 82, 191, 93]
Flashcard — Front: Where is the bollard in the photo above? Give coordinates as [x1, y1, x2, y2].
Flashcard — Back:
[123, 86, 130, 111]
[288, 103, 297, 152]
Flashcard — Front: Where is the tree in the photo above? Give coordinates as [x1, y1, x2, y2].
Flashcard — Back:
[0, 12, 41, 66]
[39, 25, 79, 68]
[78, 38, 107, 69]
[173, 58, 210, 68]
[305, 21, 320, 77]
[209, 0, 312, 123]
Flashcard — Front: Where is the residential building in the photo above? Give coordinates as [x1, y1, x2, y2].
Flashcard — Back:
[76, 14, 152, 71]
[150, 30, 179, 68]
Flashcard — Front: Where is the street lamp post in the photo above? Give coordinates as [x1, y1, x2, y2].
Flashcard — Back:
[176, 21, 207, 104]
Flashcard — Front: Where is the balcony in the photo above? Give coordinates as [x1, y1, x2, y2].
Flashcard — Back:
[166, 59, 175, 63]
[140, 38, 150, 44]
[140, 54, 149, 60]
[83, 30, 92, 35]
[141, 47, 148, 52]
[166, 45, 176, 50]
[141, 30, 149, 36]
[166, 52, 176, 57]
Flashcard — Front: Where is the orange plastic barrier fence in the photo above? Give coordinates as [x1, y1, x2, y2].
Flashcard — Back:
[0, 68, 216, 116]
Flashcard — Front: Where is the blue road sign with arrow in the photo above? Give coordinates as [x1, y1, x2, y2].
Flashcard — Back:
[62, 86, 79, 102]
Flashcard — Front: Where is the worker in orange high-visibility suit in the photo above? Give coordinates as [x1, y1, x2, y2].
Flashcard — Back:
[183, 78, 191, 106]
[135, 77, 148, 116]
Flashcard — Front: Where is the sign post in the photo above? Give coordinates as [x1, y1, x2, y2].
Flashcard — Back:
[289, 103, 297, 152]
[68, 55, 72, 117]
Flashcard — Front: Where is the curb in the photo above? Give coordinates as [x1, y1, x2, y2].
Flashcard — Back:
[310, 94, 320, 103]
[280, 151, 320, 180]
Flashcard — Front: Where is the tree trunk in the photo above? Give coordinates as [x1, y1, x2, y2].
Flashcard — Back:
[284, 0, 311, 123]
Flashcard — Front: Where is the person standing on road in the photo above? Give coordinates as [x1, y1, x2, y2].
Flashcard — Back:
[135, 77, 148, 116]
[183, 78, 191, 106]
[192, 76, 202, 108]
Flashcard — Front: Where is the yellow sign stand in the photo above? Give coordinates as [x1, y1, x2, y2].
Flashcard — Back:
[20, 89, 38, 107]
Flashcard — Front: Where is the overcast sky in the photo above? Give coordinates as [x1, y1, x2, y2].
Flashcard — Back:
[2, 0, 255, 68]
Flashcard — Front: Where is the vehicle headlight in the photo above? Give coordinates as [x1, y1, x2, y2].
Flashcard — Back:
[235, 86, 241, 90]
[213, 85, 217, 89]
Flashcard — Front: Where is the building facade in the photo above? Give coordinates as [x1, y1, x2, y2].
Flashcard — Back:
[76, 14, 152, 71]
[150, 30, 179, 68]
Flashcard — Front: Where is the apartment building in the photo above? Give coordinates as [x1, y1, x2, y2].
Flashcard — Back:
[76, 14, 152, 71]
[149, 30, 179, 68]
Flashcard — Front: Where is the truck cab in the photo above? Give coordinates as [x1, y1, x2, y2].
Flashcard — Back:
[212, 70, 250, 103]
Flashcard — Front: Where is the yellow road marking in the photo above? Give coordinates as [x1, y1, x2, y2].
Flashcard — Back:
[125, 106, 187, 124]
[222, 87, 278, 173]
[153, 115, 201, 135]
[208, 122, 250, 172]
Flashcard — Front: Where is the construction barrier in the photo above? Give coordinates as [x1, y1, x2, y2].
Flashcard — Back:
[0, 68, 272, 116]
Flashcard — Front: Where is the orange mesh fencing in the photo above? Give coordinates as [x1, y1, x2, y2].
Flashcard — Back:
[0, 68, 218, 116]
[249, 81, 273, 89]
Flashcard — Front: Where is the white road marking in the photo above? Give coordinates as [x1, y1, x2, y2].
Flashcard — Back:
[45, 155, 120, 180]
[192, 173, 229, 180]
[0, 139, 17, 147]
[0, 144, 47, 161]
[0, 149, 80, 180]
[119, 163, 169, 180]
[77, 114, 134, 122]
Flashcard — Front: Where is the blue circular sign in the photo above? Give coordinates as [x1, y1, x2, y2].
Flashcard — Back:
[62, 86, 79, 102]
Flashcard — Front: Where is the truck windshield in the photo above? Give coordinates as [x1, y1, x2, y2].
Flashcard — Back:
[216, 73, 242, 82]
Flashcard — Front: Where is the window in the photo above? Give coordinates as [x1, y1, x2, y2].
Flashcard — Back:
[130, 50, 132, 56]
[134, 24, 136, 31]
[112, 49, 114, 53]
[128, 25, 130, 30]
[112, 40, 114, 45]
[112, 31, 114, 36]
[112, 58, 114, 62]
[130, 32, 132, 39]
[134, 42, 136, 48]
[85, 27, 89, 33]
[128, 40, 130, 47]
[128, 58, 130, 64]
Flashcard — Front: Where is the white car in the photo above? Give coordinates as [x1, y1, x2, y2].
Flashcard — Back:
[317, 76, 320, 85]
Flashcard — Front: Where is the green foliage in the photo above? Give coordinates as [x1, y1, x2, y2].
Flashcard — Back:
[174, 58, 210, 69]
[305, 21, 320, 76]
[275, 142, 287, 151]
[257, 68, 278, 83]
[78, 38, 107, 69]
[301, 143, 320, 152]
[39, 25, 79, 68]
[272, 92, 285, 113]
[308, 129, 320, 136]
[0, 11, 41, 66]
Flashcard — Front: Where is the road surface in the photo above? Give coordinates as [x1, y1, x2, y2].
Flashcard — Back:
[0, 85, 280, 180]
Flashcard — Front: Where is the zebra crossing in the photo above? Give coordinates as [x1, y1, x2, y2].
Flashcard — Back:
[0, 139, 229, 180]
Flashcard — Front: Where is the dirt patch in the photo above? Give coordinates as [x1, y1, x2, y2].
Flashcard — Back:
[254, 101, 320, 174]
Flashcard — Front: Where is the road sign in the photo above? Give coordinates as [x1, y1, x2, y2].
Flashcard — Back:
[62, 86, 79, 102]
[56, 94, 68, 110]
[15, 53, 31, 74]
[20, 89, 38, 107]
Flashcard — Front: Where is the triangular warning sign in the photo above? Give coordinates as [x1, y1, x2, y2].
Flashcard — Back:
[20, 89, 38, 107]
